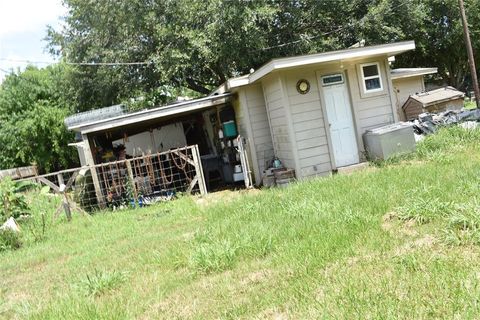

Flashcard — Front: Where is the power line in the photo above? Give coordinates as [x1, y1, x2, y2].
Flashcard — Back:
[0, 67, 41, 85]
[0, 0, 413, 67]
[255, 0, 412, 52]
[0, 58, 153, 66]
[0, 58, 53, 65]
[67, 61, 153, 66]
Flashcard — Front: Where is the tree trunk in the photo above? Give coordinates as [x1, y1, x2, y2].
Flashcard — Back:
[185, 78, 211, 95]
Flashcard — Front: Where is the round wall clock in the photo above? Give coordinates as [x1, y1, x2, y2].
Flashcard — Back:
[296, 79, 310, 94]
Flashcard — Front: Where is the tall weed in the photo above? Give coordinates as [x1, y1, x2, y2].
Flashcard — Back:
[77, 269, 128, 297]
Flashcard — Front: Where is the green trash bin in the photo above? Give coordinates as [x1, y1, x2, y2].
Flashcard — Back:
[222, 120, 237, 138]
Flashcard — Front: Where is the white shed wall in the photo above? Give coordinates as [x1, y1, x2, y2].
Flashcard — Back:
[392, 76, 425, 121]
[261, 75, 296, 170]
[234, 84, 275, 184]
[281, 68, 332, 178]
[112, 122, 186, 156]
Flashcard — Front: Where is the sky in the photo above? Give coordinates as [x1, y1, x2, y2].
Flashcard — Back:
[0, 0, 66, 81]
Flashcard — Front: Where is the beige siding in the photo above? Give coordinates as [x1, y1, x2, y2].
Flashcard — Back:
[233, 95, 248, 137]
[276, 57, 396, 178]
[281, 68, 332, 178]
[261, 76, 296, 170]
[347, 59, 395, 136]
[392, 76, 425, 121]
[239, 56, 397, 181]
[240, 85, 275, 182]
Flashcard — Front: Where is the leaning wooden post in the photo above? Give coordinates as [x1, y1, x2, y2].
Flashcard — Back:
[81, 134, 105, 208]
[193, 145, 207, 196]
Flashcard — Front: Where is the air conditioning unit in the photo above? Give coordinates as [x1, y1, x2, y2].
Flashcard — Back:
[363, 122, 416, 160]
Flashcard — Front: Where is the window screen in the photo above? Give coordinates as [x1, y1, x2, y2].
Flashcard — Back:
[362, 65, 379, 77]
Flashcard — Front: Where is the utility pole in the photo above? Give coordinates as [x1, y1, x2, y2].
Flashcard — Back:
[459, 0, 480, 108]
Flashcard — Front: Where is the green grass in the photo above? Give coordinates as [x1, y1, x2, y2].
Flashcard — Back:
[464, 100, 477, 110]
[2, 127, 480, 318]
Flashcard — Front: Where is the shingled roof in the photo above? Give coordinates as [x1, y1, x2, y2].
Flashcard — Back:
[404, 86, 464, 108]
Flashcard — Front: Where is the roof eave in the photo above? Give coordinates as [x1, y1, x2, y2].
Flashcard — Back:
[249, 40, 416, 83]
[69, 93, 233, 134]
[422, 95, 465, 107]
[391, 68, 438, 80]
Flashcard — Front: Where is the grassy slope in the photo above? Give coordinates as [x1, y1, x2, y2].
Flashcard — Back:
[2, 127, 480, 319]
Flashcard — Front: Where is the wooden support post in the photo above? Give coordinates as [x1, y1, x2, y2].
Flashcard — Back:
[125, 160, 138, 201]
[62, 193, 72, 221]
[459, 0, 480, 108]
[81, 134, 105, 208]
[192, 145, 207, 196]
[57, 173, 64, 187]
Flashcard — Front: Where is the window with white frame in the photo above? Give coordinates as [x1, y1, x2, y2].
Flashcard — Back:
[360, 62, 383, 93]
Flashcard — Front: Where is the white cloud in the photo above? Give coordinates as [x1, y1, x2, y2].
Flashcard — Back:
[0, 0, 65, 81]
[0, 0, 66, 37]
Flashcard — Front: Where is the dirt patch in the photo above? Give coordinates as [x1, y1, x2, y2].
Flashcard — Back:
[240, 269, 272, 286]
[394, 234, 436, 256]
[195, 189, 261, 207]
[255, 307, 289, 320]
[381, 212, 396, 232]
[381, 212, 418, 237]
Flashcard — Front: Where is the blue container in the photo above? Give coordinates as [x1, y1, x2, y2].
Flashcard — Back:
[222, 121, 237, 138]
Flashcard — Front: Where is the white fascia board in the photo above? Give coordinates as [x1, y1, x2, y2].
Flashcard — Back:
[71, 93, 232, 134]
[249, 40, 416, 83]
[227, 75, 250, 89]
[390, 68, 438, 80]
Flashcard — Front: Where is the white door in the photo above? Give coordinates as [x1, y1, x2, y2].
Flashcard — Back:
[321, 74, 359, 167]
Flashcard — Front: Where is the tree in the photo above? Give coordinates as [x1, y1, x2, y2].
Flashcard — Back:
[47, 0, 374, 110]
[0, 65, 79, 173]
[389, 0, 480, 89]
[47, 0, 480, 110]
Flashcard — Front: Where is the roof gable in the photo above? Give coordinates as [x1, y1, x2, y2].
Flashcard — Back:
[248, 41, 415, 83]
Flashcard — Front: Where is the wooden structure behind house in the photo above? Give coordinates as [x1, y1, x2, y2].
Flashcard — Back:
[391, 68, 438, 121]
[402, 86, 465, 120]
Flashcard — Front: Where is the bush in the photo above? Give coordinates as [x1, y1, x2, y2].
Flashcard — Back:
[0, 229, 22, 251]
[0, 177, 30, 222]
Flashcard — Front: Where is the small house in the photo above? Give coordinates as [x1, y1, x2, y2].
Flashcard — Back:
[221, 40, 421, 181]
[67, 40, 435, 200]
[402, 86, 465, 120]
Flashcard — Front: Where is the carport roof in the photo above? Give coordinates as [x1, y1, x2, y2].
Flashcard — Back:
[67, 93, 232, 134]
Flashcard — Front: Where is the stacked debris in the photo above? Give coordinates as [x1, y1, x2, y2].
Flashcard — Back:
[412, 109, 480, 136]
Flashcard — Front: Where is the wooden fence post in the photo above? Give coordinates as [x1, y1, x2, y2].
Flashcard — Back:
[81, 134, 105, 208]
[57, 173, 64, 186]
[125, 160, 138, 201]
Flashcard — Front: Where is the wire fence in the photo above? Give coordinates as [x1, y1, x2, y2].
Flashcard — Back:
[20, 145, 206, 213]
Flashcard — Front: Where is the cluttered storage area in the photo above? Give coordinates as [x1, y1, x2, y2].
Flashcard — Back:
[66, 95, 252, 209]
